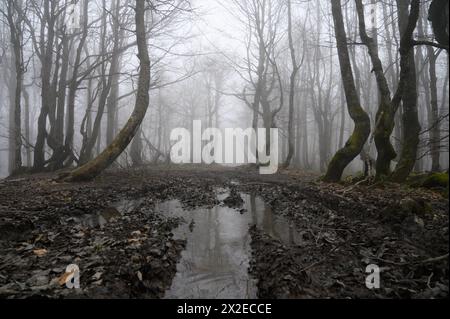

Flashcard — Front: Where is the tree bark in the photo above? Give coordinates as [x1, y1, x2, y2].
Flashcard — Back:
[130, 126, 143, 166]
[23, 86, 31, 167]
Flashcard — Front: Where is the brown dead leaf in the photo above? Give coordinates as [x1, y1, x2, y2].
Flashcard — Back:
[33, 249, 48, 257]
[58, 270, 74, 286]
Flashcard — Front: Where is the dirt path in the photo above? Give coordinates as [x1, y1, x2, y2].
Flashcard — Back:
[0, 166, 448, 299]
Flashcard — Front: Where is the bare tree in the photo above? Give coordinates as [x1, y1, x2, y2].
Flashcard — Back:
[324, 0, 371, 182]
[390, 0, 421, 182]
[282, 0, 304, 169]
[1, 0, 25, 173]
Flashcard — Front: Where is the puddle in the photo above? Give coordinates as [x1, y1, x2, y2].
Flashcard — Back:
[67, 192, 301, 298]
[244, 194, 302, 246]
[71, 199, 143, 229]
[156, 190, 302, 299]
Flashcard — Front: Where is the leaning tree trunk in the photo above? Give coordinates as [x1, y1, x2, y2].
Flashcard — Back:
[324, 0, 371, 182]
[63, 0, 150, 182]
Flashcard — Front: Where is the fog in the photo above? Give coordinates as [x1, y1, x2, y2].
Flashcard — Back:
[0, 0, 449, 301]
[0, 0, 448, 179]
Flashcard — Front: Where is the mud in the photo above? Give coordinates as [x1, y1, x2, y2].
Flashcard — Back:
[0, 166, 448, 299]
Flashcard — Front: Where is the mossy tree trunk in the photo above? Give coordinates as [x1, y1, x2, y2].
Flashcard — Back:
[390, 0, 421, 183]
[63, 0, 150, 182]
[355, 0, 397, 179]
[324, 0, 371, 182]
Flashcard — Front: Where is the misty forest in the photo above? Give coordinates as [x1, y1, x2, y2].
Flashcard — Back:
[0, 0, 448, 299]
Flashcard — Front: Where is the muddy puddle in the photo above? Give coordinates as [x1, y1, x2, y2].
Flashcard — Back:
[154, 189, 302, 299]
[69, 199, 143, 229]
[67, 190, 301, 298]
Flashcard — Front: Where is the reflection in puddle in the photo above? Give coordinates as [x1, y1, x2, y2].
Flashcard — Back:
[73, 199, 143, 229]
[246, 194, 302, 246]
[157, 191, 301, 299]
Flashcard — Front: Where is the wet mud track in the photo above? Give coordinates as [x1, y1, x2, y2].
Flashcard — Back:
[0, 166, 448, 299]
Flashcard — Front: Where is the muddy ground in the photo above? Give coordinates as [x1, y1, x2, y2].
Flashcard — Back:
[0, 165, 448, 299]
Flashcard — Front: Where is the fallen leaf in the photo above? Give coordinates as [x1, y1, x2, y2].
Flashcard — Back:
[92, 272, 102, 281]
[58, 270, 74, 286]
[33, 249, 48, 257]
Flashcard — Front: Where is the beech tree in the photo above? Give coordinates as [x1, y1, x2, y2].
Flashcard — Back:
[324, 0, 371, 182]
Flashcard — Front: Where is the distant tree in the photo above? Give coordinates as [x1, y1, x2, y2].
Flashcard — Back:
[1, 0, 25, 173]
[283, 0, 304, 169]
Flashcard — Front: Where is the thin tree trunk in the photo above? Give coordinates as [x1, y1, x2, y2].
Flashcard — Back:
[428, 48, 441, 171]
[283, 0, 301, 168]
[23, 86, 31, 167]
[338, 84, 346, 149]
[6, 0, 24, 172]
[63, 0, 90, 167]
[78, 0, 112, 164]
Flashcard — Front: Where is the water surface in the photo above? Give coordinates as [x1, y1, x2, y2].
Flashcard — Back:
[156, 190, 301, 299]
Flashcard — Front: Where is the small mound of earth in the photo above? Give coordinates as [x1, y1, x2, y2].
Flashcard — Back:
[223, 188, 244, 208]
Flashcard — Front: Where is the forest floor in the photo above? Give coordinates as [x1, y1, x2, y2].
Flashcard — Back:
[0, 165, 448, 299]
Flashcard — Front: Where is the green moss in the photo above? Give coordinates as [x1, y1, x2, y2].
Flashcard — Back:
[407, 172, 449, 198]
[421, 172, 449, 188]
[347, 173, 365, 182]
[407, 172, 448, 187]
